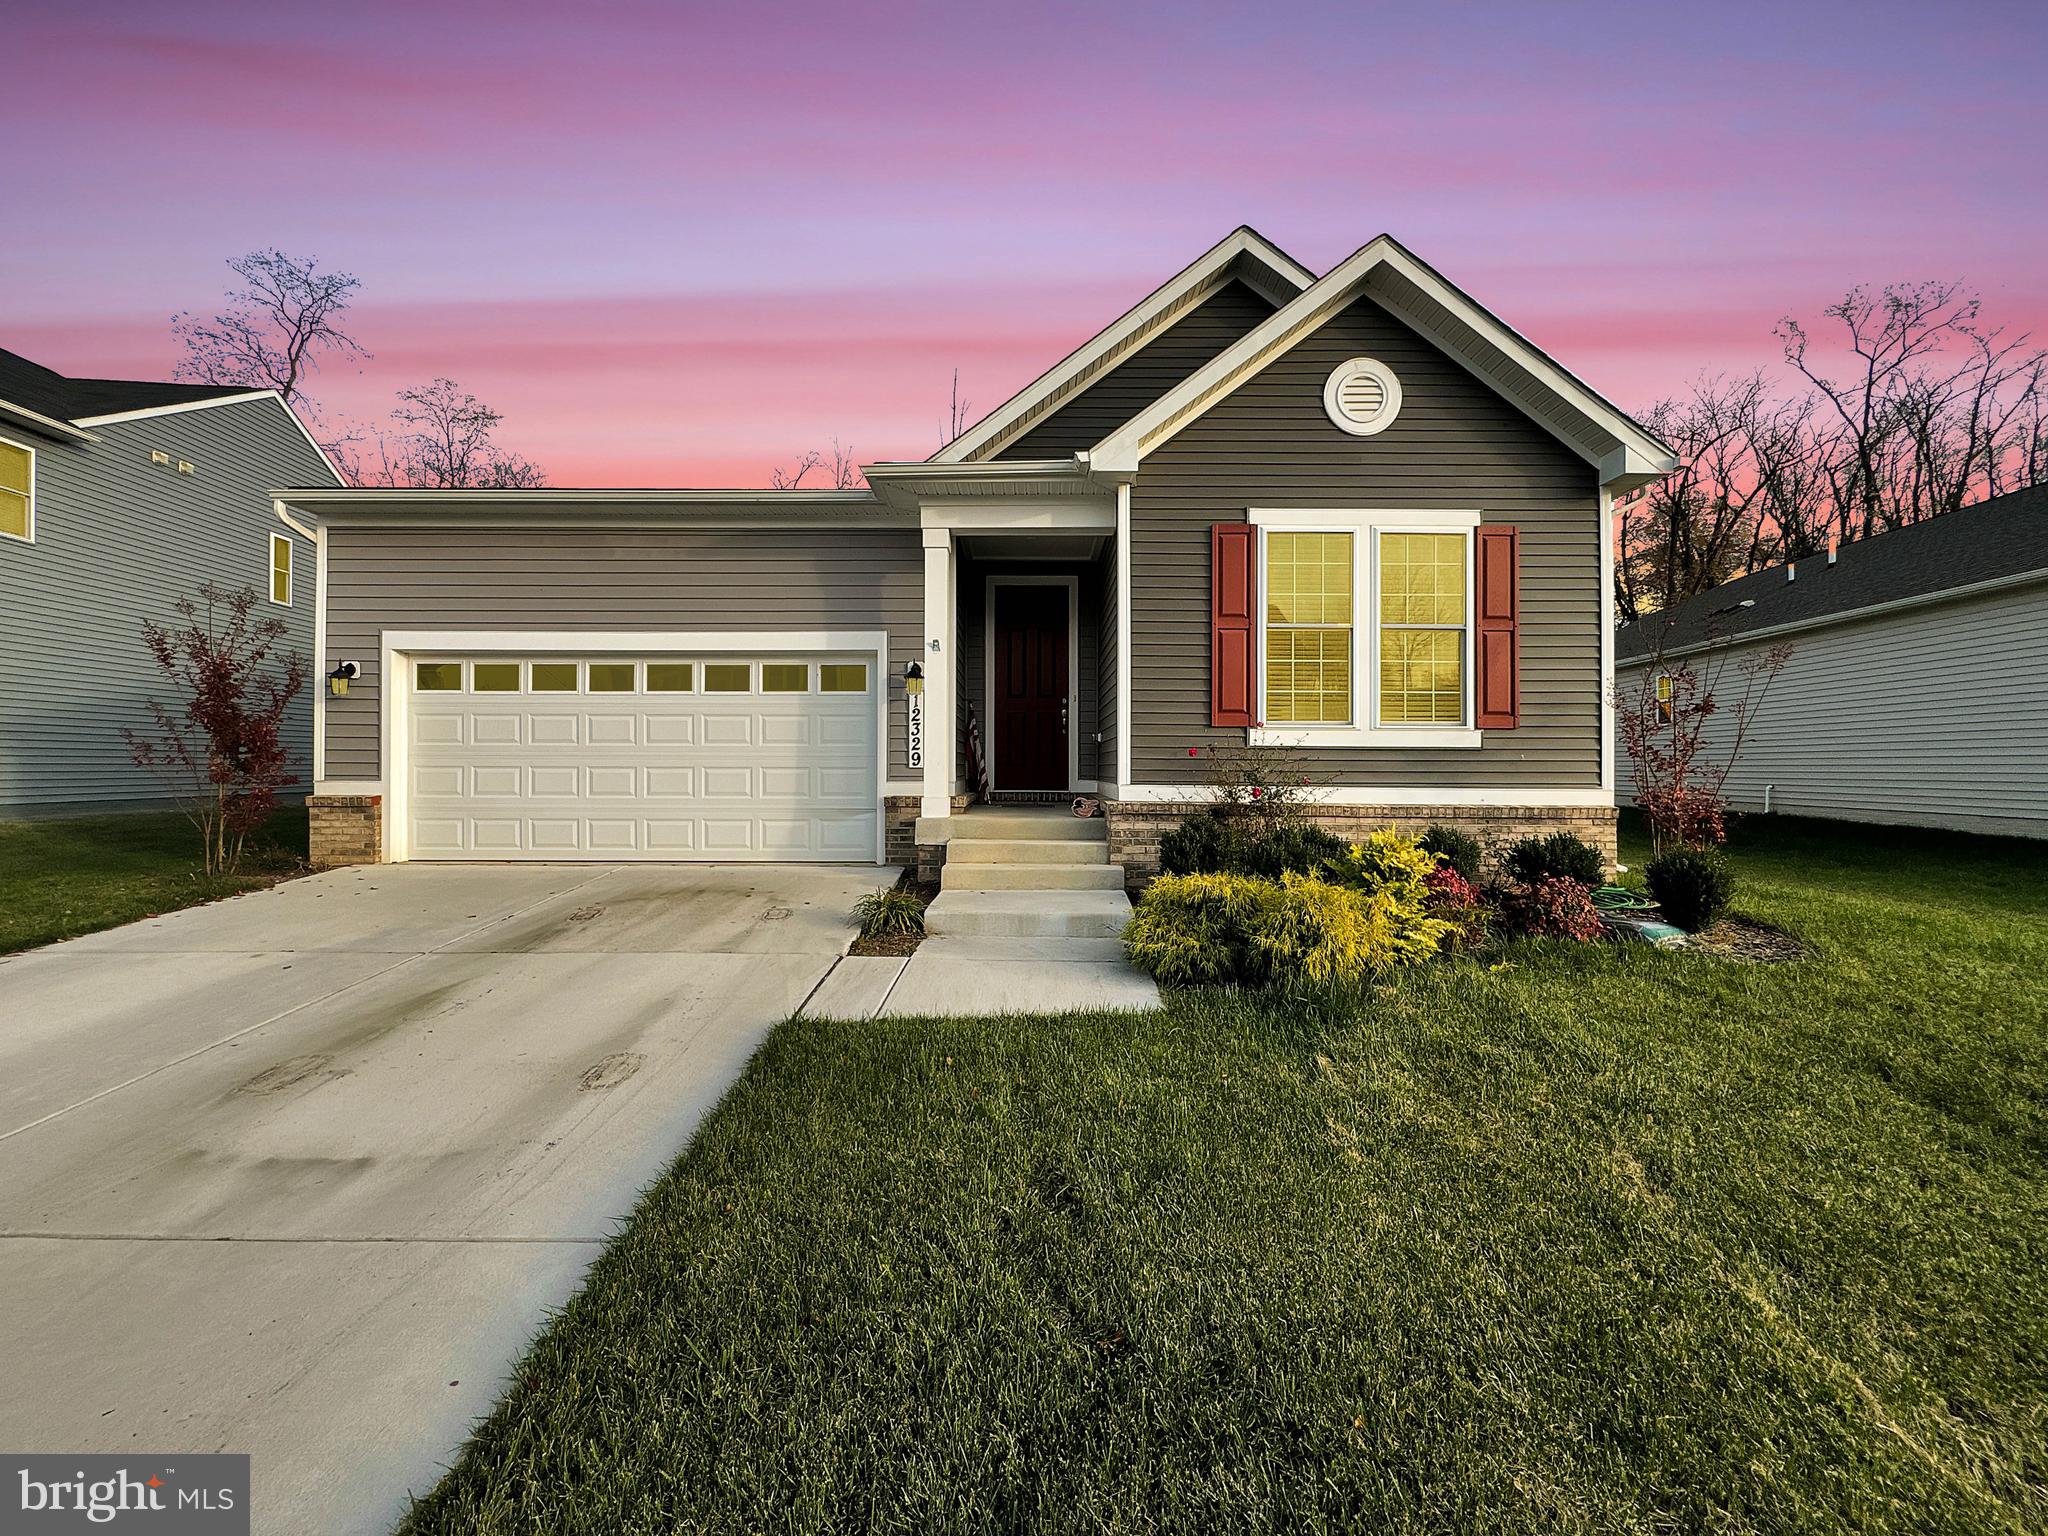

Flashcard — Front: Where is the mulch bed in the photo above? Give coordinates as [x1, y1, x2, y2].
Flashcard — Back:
[850, 929, 923, 958]
[1688, 915, 1811, 964]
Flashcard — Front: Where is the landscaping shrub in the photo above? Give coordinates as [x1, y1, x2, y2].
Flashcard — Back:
[1419, 823, 1482, 883]
[1423, 865, 1490, 951]
[1493, 877, 1605, 942]
[1325, 827, 1438, 896]
[1122, 872, 1280, 986]
[1645, 847, 1735, 932]
[852, 886, 925, 939]
[1157, 809, 1347, 879]
[1501, 830, 1605, 887]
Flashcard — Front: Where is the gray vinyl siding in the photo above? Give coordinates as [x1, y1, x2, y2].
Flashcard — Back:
[997, 282, 1277, 460]
[1098, 539, 1119, 780]
[1616, 581, 2048, 838]
[0, 399, 333, 810]
[1129, 292, 1603, 787]
[322, 524, 923, 782]
[957, 551, 1103, 786]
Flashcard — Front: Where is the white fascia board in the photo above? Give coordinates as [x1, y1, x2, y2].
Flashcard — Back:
[1617, 566, 2048, 667]
[919, 502, 1115, 532]
[930, 227, 1314, 465]
[1090, 236, 1678, 487]
[0, 397, 97, 443]
[1111, 785, 1618, 809]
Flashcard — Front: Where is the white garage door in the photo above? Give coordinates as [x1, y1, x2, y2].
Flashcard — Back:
[404, 654, 879, 861]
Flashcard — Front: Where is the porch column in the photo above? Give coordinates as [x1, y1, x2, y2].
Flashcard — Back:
[921, 527, 956, 819]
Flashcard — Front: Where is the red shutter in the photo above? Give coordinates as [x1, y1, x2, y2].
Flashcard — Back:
[1475, 525, 1519, 729]
[1211, 522, 1257, 727]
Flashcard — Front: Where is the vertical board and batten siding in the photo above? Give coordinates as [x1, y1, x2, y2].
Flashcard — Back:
[955, 551, 1103, 784]
[321, 524, 923, 783]
[1617, 581, 2048, 838]
[1129, 292, 1603, 787]
[0, 400, 331, 809]
[996, 282, 1278, 460]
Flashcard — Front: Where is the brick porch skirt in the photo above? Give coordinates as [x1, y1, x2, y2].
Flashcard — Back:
[1103, 800, 1618, 889]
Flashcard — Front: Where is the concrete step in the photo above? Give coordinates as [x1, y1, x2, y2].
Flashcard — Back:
[942, 862, 1126, 892]
[924, 889, 1133, 940]
[947, 838, 1107, 866]
[949, 809, 1107, 841]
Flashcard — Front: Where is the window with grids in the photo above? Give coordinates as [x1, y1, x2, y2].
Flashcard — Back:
[1377, 532, 1467, 724]
[1263, 530, 1353, 724]
[1, 438, 33, 540]
[269, 533, 293, 605]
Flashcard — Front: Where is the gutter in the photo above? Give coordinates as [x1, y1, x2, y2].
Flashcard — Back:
[1617, 565, 2048, 666]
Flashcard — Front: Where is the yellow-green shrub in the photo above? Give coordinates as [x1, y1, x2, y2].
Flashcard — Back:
[1324, 827, 1439, 898]
[1126, 861, 1455, 989]
[1122, 872, 1281, 985]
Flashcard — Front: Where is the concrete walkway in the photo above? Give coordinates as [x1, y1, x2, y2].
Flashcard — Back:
[0, 861, 883, 1536]
[804, 935, 1161, 1019]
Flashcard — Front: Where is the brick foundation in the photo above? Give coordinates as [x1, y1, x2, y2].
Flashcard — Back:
[1104, 800, 1618, 889]
[900, 793, 977, 884]
[308, 795, 384, 869]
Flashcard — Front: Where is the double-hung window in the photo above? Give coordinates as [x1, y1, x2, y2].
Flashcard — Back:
[269, 532, 294, 605]
[0, 435, 33, 542]
[1251, 509, 1481, 747]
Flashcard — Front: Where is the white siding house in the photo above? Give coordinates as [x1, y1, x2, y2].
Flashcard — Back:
[1616, 486, 2048, 840]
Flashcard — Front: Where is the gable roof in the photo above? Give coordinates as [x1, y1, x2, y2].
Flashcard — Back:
[0, 346, 257, 433]
[931, 226, 1314, 464]
[1085, 234, 1678, 492]
[1617, 484, 2048, 662]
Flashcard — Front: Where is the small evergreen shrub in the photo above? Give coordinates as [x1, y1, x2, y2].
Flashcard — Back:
[1501, 831, 1605, 887]
[1645, 848, 1735, 932]
[1157, 809, 1347, 879]
[1419, 823, 1482, 883]
[852, 886, 925, 939]
[1493, 877, 1605, 942]
[1324, 827, 1439, 896]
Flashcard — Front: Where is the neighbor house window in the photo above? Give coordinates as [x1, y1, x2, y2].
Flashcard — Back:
[1, 435, 35, 542]
[1377, 532, 1467, 725]
[1263, 530, 1353, 724]
[269, 533, 294, 605]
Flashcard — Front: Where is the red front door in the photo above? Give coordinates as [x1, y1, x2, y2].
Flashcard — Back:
[992, 583, 1069, 790]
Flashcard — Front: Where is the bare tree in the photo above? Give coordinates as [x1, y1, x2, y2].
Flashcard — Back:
[343, 379, 543, 489]
[943, 368, 972, 445]
[770, 450, 822, 490]
[173, 250, 366, 408]
[828, 437, 862, 489]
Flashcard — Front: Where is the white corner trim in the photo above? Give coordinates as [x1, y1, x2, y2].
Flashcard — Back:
[312, 522, 328, 779]
[1322, 357, 1403, 437]
[983, 574, 1082, 792]
[1116, 481, 1133, 790]
[932, 227, 1314, 464]
[1599, 486, 1616, 794]
[0, 429, 37, 543]
[1109, 784, 1617, 809]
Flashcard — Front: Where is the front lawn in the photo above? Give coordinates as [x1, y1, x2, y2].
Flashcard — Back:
[404, 816, 2048, 1534]
[0, 806, 308, 954]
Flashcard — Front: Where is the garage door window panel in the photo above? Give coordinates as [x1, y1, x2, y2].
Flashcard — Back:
[472, 663, 521, 692]
[416, 661, 462, 691]
[820, 663, 868, 692]
[530, 663, 578, 692]
[647, 663, 694, 691]
[762, 663, 809, 692]
[704, 663, 750, 692]
[588, 663, 636, 692]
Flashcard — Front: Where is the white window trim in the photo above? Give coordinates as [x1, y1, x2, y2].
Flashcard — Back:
[1247, 508, 1483, 749]
[0, 430, 35, 544]
[269, 531, 294, 606]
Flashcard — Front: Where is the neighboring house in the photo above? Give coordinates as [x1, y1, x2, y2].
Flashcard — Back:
[0, 347, 343, 813]
[1616, 485, 2048, 841]
[280, 228, 1676, 878]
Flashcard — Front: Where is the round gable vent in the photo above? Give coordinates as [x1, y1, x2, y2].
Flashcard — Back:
[1323, 357, 1402, 436]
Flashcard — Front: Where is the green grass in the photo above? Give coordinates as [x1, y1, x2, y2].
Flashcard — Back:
[404, 815, 2048, 1535]
[0, 805, 308, 953]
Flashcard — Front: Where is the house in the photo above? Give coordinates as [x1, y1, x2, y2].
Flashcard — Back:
[0, 347, 342, 813]
[1616, 484, 2048, 840]
[278, 228, 1676, 886]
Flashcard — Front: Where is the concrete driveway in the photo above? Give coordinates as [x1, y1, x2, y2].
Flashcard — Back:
[0, 861, 883, 1535]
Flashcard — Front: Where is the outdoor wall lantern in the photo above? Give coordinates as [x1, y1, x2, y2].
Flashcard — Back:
[328, 661, 359, 698]
[904, 662, 924, 696]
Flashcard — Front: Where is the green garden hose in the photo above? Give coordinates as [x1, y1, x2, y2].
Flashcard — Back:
[1590, 884, 1657, 913]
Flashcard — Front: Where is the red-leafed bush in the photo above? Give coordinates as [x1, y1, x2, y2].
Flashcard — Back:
[1493, 877, 1605, 943]
[1422, 865, 1490, 951]
[123, 583, 306, 874]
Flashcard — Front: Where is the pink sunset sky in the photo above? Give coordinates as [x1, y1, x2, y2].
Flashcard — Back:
[5, 0, 2044, 486]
